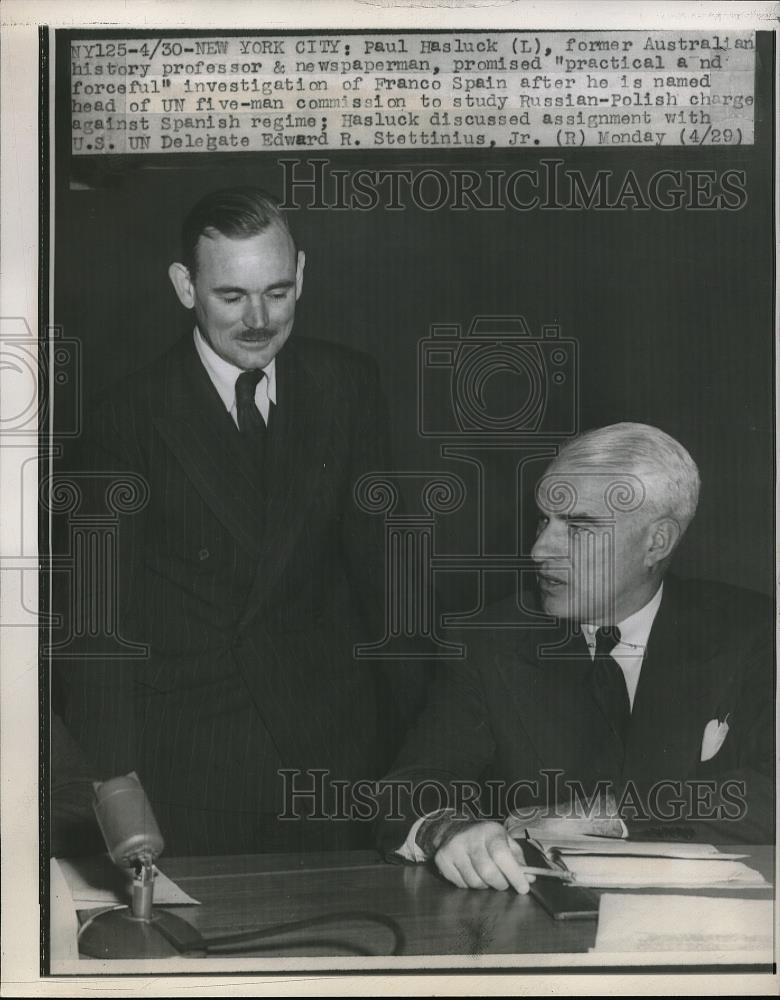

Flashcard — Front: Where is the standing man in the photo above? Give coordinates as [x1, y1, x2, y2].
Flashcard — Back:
[58, 188, 417, 855]
[377, 424, 774, 891]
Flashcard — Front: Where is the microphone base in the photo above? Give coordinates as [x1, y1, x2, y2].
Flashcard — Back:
[79, 906, 206, 959]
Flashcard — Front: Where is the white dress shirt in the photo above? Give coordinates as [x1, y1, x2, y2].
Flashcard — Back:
[193, 327, 276, 426]
[396, 584, 665, 862]
[579, 582, 664, 710]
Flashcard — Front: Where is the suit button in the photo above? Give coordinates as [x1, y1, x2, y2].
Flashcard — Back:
[198, 548, 210, 561]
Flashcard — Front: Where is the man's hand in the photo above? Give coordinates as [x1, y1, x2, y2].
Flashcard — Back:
[434, 821, 534, 893]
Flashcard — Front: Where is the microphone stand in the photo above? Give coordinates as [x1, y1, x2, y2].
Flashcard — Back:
[78, 770, 207, 959]
[133, 856, 156, 921]
[79, 854, 206, 959]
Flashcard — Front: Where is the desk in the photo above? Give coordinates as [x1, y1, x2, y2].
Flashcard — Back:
[154, 847, 774, 959]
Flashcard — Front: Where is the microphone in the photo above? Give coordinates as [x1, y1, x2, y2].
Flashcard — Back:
[78, 772, 204, 958]
[93, 772, 165, 867]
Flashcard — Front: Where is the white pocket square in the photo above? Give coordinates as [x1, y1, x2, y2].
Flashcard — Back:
[700, 715, 730, 762]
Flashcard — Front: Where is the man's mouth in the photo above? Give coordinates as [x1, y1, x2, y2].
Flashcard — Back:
[537, 572, 568, 589]
[237, 332, 274, 344]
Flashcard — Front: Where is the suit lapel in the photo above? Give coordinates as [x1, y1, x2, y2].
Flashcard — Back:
[494, 624, 623, 782]
[153, 337, 266, 553]
[624, 577, 727, 784]
[239, 339, 329, 627]
[489, 580, 739, 793]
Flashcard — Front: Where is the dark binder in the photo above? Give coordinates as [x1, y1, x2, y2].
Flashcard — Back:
[521, 837, 599, 921]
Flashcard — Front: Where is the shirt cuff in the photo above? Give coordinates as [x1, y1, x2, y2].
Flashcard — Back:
[394, 815, 428, 863]
[395, 810, 487, 862]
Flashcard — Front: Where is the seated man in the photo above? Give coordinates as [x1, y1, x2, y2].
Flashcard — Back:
[376, 423, 774, 892]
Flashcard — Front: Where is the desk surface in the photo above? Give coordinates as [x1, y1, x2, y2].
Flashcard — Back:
[158, 847, 775, 959]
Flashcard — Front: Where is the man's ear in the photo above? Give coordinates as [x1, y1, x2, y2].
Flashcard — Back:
[645, 517, 682, 568]
[168, 262, 195, 309]
[295, 250, 306, 301]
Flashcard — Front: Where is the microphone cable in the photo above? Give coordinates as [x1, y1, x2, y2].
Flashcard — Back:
[189, 909, 406, 956]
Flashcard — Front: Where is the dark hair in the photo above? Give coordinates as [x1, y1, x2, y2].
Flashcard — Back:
[180, 187, 295, 277]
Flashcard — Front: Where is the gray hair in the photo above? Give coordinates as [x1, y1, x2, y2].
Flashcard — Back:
[551, 422, 700, 533]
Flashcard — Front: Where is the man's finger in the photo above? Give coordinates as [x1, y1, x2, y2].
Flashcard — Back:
[508, 836, 533, 867]
[435, 853, 469, 889]
[451, 854, 491, 890]
[469, 844, 510, 890]
[488, 837, 533, 894]
[508, 836, 536, 883]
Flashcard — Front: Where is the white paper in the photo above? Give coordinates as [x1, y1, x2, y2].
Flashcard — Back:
[541, 837, 748, 860]
[54, 856, 200, 910]
[68, 31, 758, 154]
[49, 858, 80, 962]
[563, 855, 769, 889]
[594, 894, 774, 954]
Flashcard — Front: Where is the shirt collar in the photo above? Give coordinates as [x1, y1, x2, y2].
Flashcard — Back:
[582, 582, 664, 649]
[193, 327, 277, 410]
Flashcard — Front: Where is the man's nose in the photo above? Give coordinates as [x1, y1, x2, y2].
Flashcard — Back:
[531, 519, 565, 563]
[243, 296, 268, 330]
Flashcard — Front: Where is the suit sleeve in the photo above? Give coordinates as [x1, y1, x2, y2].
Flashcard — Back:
[374, 655, 497, 859]
[50, 715, 104, 857]
[339, 357, 432, 751]
[340, 356, 391, 633]
[53, 390, 150, 781]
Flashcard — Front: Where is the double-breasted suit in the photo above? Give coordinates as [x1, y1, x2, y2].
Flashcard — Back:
[58, 332, 421, 855]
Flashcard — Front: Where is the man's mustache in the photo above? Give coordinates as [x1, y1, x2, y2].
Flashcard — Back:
[236, 328, 275, 339]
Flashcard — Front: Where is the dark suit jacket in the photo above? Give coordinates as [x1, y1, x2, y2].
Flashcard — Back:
[50, 714, 103, 858]
[377, 575, 774, 853]
[56, 333, 424, 855]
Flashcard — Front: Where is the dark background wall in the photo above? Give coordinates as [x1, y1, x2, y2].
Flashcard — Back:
[54, 36, 774, 601]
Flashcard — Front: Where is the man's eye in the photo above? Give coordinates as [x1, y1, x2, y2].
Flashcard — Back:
[267, 290, 289, 300]
[221, 296, 242, 304]
[568, 520, 594, 535]
[536, 516, 549, 532]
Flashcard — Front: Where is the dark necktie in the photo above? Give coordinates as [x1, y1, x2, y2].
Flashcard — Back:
[590, 625, 630, 753]
[235, 369, 268, 466]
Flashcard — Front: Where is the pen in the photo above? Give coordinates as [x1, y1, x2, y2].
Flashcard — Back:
[519, 866, 574, 881]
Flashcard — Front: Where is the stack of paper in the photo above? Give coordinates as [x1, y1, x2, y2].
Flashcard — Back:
[562, 854, 768, 890]
[514, 832, 770, 890]
[529, 837, 746, 859]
